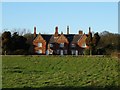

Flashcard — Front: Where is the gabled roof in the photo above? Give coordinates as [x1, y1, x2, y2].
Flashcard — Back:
[49, 35, 54, 43]
[34, 34, 45, 41]
[49, 34, 60, 43]
[71, 34, 83, 44]
[33, 34, 88, 44]
[57, 34, 69, 43]
[34, 34, 52, 43]
[49, 34, 74, 44]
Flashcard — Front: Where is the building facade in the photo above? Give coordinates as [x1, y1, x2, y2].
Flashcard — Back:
[33, 26, 90, 55]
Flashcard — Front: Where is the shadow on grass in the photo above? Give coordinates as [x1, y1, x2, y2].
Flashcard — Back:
[2, 86, 120, 90]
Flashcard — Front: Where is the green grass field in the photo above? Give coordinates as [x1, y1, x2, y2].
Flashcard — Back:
[2, 55, 120, 90]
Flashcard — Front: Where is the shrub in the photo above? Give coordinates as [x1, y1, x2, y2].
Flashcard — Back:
[111, 51, 120, 58]
[96, 48, 106, 55]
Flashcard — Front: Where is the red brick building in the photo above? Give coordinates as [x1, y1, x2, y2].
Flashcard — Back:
[33, 26, 90, 55]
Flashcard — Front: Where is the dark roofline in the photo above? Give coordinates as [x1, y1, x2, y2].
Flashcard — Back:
[34, 33, 88, 44]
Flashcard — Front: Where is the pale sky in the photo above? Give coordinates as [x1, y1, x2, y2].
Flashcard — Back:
[1, 2, 118, 34]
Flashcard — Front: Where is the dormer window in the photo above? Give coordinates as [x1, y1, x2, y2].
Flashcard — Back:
[60, 43, 64, 47]
[50, 44, 53, 47]
[71, 44, 76, 48]
[38, 43, 42, 47]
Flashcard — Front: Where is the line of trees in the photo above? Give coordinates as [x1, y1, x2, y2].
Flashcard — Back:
[84, 31, 120, 55]
[97, 31, 120, 55]
[0, 30, 120, 55]
[2, 31, 30, 55]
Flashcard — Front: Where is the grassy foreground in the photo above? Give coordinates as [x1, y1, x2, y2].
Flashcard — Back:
[2, 55, 120, 89]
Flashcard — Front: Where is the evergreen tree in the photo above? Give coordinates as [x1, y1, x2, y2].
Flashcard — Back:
[86, 28, 100, 55]
[2, 31, 12, 54]
[2, 31, 30, 55]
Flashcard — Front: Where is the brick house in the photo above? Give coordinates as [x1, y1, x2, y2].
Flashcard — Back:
[48, 31, 69, 55]
[33, 34, 46, 54]
[33, 26, 90, 55]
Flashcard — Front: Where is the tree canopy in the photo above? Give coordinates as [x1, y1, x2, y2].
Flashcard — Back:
[86, 32, 100, 55]
[2, 31, 30, 55]
[1, 30, 120, 55]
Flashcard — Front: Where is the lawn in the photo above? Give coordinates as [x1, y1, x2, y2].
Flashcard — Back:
[2, 55, 120, 90]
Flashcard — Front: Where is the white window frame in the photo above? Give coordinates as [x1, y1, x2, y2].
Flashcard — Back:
[37, 49, 42, 54]
[75, 50, 78, 56]
[71, 44, 76, 48]
[71, 50, 75, 55]
[38, 43, 42, 47]
[82, 43, 86, 48]
[60, 50, 63, 55]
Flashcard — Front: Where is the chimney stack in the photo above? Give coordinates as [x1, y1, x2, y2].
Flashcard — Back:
[34, 26, 36, 38]
[54, 26, 58, 37]
[67, 26, 69, 34]
[79, 30, 83, 35]
[89, 27, 91, 33]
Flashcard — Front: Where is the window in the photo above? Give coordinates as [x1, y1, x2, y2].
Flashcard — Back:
[71, 44, 76, 48]
[60, 43, 64, 47]
[36, 50, 42, 54]
[82, 43, 86, 48]
[38, 43, 42, 47]
[75, 50, 78, 56]
[71, 50, 75, 55]
[50, 44, 53, 47]
[60, 50, 63, 55]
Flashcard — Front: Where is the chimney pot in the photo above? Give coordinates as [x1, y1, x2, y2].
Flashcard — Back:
[79, 30, 83, 35]
[89, 27, 91, 33]
[55, 26, 58, 37]
[55, 26, 58, 33]
[67, 26, 69, 34]
[34, 26, 36, 38]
